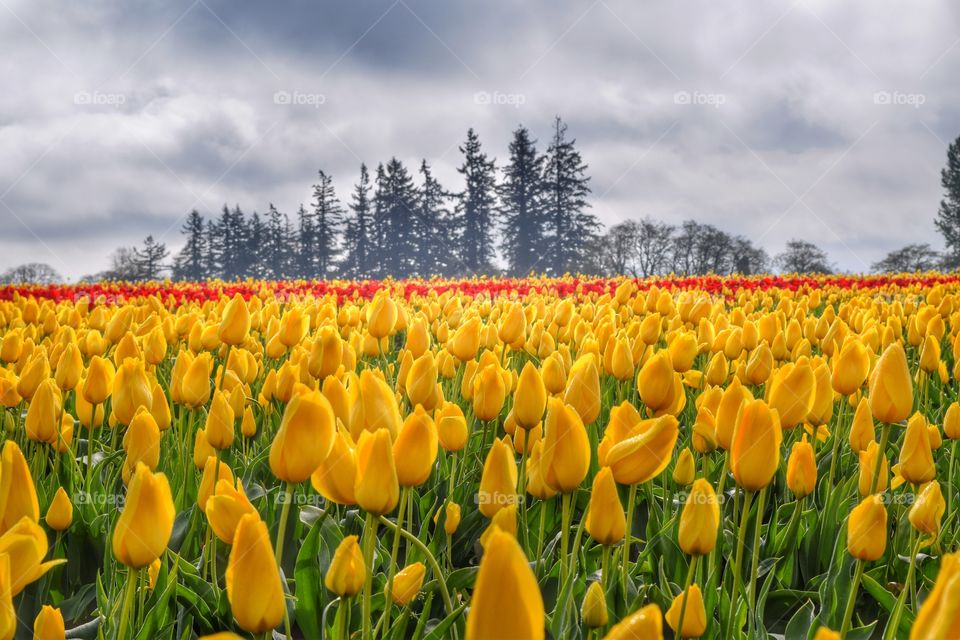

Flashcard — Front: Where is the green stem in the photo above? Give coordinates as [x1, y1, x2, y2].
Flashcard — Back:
[886, 536, 922, 640]
[747, 488, 767, 636]
[560, 492, 572, 586]
[535, 501, 547, 578]
[362, 512, 380, 640]
[839, 559, 865, 639]
[116, 566, 140, 640]
[675, 555, 699, 640]
[621, 483, 637, 593]
[274, 482, 294, 565]
[382, 486, 409, 633]
[869, 422, 892, 496]
[725, 489, 754, 639]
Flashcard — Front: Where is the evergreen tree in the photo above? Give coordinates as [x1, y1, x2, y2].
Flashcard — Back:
[264, 204, 290, 279]
[246, 211, 266, 279]
[936, 137, 960, 269]
[455, 128, 498, 273]
[211, 204, 248, 279]
[343, 164, 374, 279]
[380, 158, 420, 278]
[173, 209, 206, 280]
[500, 126, 545, 275]
[542, 117, 597, 275]
[203, 219, 218, 278]
[296, 204, 316, 278]
[416, 160, 454, 275]
[312, 170, 345, 278]
[134, 235, 169, 280]
[371, 163, 389, 278]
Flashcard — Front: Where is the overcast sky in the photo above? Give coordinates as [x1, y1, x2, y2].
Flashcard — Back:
[1, 0, 958, 278]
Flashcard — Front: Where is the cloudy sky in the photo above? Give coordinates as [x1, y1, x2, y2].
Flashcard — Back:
[1, 0, 958, 278]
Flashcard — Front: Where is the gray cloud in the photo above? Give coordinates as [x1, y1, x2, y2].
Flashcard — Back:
[1, 0, 958, 277]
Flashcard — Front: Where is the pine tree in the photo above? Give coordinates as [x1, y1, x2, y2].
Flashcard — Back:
[296, 204, 316, 278]
[203, 219, 218, 278]
[343, 164, 374, 279]
[500, 126, 545, 275]
[542, 117, 597, 274]
[371, 163, 389, 278]
[936, 137, 960, 269]
[246, 211, 266, 279]
[264, 204, 290, 279]
[380, 158, 419, 278]
[134, 235, 169, 280]
[312, 170, 344, 278]
[173, 209, 206, 280]
[416, 160, 454, 275]
[455, 128, 498, 273]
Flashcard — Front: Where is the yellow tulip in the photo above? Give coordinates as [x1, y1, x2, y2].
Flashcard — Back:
[143, 327, 167, 366]
[25, 378, 61, 444]
[435, 401, 468, 452]
[0, 516, 64, 596]
[16, 354, 49, 401]
[406, 352, 440, 411]
[269, 388, 336, 484]
[478, 437, 517, 518]
[393, 405, 438, 487]
[868, 343, 913, 424]
[744, 342, 774, 385]
[277, 307, 309, 347]
[814, 628, 841, 640]
[206, 478, 257, 544]
[193, 428, 217, 470]
[847, 494, 887, 561]
[122, 408, 161, 483]
[920, 333, 941, 373]
[637, 350, 674, 411]
[354, 428, 399, 515]
[944, 402, 960, 440]
[54, 342, 83, 391]
[366, 292, 398, 339]
[465, 528, 544, 640]
[514, 362, 546, 429]
[204, 390, 236, 451]
[767, 361, 815, 429]
[181, 353, 213, 409]
[0, 547, 15, 639]
[603, 603, 663, 639]
[715, 377, 751, 450]
[351, 370, 402, 441]
[858, 440, 889, 496]
[498, 303, 526, 346]
[444, 501, 461, 536]
[831, 338, 870, 396]
[563, 354, 601, 424]
[668, 332, 698, 374]
[786, 434, 817, 498]
[602, 410, 679, 486]
[45, 487, 72, 532]
[112, 463, 175, 569]
[473, 364, 506, 422]
[83, 355, 114, 405]
[388, 562, 425, 606]
[672, 448, 695, 486]
[585, 467, 625, 545]
[909, 551, 960, 639]
[666, 584, 707, 638]
[325, 535, 366, 597]
[581, 580, 608, 628]
[731, 399, 782, 492]
[33, 604, 65, 640]
[542, 398, 590, 493]
[406, 317, 431, 358]
[311, 426, 358, 505]
[197, 457, 234, 511]
[899, 412, 936, 485]
[909, 480, 945, 537]
[678, 479, 720, 556]
[226, 513, 285, 633]
[0, 440, 39, 533]
[849, 397, 875, 453]
[525, 440, 557, 501]
[218, 294, 250, 346]
[112, 358, 153, 426]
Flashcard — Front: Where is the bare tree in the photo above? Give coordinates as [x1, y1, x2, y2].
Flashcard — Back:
[775, 239, 833, 274]
[0, 263, 62, 284]
[634, 217, 675, 277]
[872, 243, 941, 273]
[596, 221, 640, 276]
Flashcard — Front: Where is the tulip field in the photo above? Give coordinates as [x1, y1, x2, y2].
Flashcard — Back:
[3, 274, 960, 639]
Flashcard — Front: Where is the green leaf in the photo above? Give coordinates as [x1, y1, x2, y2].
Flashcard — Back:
[294, 519, 325, 640]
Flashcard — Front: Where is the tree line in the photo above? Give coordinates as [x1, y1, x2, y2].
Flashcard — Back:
[6, 126, 960, 284]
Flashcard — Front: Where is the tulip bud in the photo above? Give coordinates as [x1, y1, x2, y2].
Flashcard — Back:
[731, 399, 782, 492]
[603, 409, 679, 486]
[388, 562, 425, 606]
[858, 440, 889, 496]
[831, 338, 869, 396]
[666, 584, 707, 638]
[581, 581, 608, 628]
[585, 467, 625, 545]
[563, 354, 601, 424]
[814, 628, 841, 640]
[218, 294, 251, 346]
[604, 604, 663, 639]
[193, 428, 217, 469]
[768, 361, 815, 429]
[473, 364, 506, 423]
[25, 378, 61, 445]
[112, 359, 153, 426]
[944, 402, 960, 440]
[325, 534, 366, 598]
[366, 293, 398, 340]
[205, 390, 236, 451]
[122, 408, 161, 483]
[899, 412, 936, 485]
[715, 377, 751, 450]
[745, 343, 774, 386]
[54, 343, 82, 392]
[542, 398, 590, 493]
[311, 426, 357, 506]
[636, 350, 674, 412]
[198, 456, 234, 511]
[112, 463, 175, 568]
[514, 362, 546, 430]
[478, 437, 517, 518]
[869, 343, 913, 424]
[672, 448, 695, 486]
[0, 516, 64, 596]
[525, 440, 557, 501]
[443, 501, 461, 536]
[33, 604, 65, 640]
[450, 316, 481, 361]
[678, 479, 719, 556]
[83, 355, 114, 406]
[226, 514, 285, 633]
[354, 429, 399, 515]
[909, 480, 945, 537]
[786, 434, 817, 499]
[270, 388, 336, 484]
[849, 398, 875, 453]
[45, 487, 73, 532]
[466, 529, 544, 640]
[351, 370, 402, 441]
[847, 495, 887, 561]
[910, 552, 960, 638]
[394, 406, 438, 488]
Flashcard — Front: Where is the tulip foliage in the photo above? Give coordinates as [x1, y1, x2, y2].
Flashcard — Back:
[1, 274, 960, 639]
